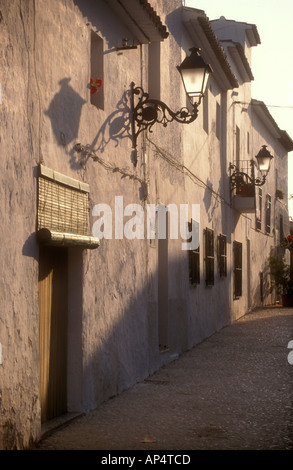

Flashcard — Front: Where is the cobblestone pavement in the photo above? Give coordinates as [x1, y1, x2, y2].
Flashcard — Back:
[37, 308, 293, 451]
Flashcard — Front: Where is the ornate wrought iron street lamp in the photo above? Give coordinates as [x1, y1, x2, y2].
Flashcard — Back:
[255, 145, 274, 180]
[230, 145, 274, 192]
[130, 48, 212, 152]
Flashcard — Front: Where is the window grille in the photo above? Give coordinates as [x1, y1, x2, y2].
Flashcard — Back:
[233, 241, 242, 299]
[218, 234, 227, 277]
[205, 228, 214, 286]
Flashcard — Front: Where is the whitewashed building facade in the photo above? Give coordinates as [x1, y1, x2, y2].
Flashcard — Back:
[0, 0, 292, 449]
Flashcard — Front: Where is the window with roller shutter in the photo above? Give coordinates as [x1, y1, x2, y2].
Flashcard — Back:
[37, 164, 99, 249]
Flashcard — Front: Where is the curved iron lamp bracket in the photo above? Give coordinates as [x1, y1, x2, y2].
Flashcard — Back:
[230, 163, 266, 190]
[130, 82, 198, 150]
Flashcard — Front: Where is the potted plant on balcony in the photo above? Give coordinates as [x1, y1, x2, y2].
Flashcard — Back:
[233, 173, 255, 197]
[236, 182, 255, 197]
[268, 254, 293, 307]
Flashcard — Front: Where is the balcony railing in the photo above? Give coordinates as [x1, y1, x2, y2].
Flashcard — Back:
[230, 160, 256, 213]
[230, 160, 256, 197]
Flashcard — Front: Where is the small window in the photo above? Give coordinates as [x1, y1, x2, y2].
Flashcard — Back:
[148, 42, 161, 100]
[189, 247, 200, 285]
[256, 187, 262, 231]
[205, 228, 214, 286]
[236, 126, 240, 165]
[216, 102, 221, 140]
[280, 214, 284, 243]
[247, 131, 250, 154]
[188, 221, 200, 285]
[90, 31, 104, 109]
[233, 241, 242, 299]
[218, 234, 227, 277]
[260, 272, 264, 303]
[203, 88, 209, 134]
[265, 194, 271, 234]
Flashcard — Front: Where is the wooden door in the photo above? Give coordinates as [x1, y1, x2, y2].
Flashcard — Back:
[38, 246, 68, 423]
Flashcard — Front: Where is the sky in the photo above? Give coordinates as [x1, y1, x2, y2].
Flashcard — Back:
[184, 0, 293, 217]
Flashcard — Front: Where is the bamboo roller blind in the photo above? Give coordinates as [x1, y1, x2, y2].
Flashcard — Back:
[37, 165, 89, 236]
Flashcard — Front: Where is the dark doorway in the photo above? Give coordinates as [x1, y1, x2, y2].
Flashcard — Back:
[157, 205, 169, 351]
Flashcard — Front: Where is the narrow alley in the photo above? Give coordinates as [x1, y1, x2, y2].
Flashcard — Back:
[37, 307, 293, 451]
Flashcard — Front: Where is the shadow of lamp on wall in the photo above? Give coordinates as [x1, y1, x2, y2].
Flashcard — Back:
[130, 48, 213, 165]
[45, 78, 86, 147]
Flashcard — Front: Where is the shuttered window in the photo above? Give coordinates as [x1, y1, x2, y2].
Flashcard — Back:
[233, 241, 242, 299]
[188, 221, 200, 285]
[205, 228, 214, 286]
[256, 187, 262, 231]
[265, 194, 271, 234]
[218, 234, 227, 277]
[189, 247, 200, 285]
[37, 164, 99, 248]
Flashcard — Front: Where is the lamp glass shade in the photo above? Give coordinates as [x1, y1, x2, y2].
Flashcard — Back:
[177, 48, 212, 105]
[256, 145, 273, 175]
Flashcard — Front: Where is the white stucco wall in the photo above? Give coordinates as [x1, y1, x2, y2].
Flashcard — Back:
[0, 0, 290, 449]
[0, 0, 41, 449]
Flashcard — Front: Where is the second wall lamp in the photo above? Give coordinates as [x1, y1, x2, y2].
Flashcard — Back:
[230, 145, 274, 192]
[130, 48, 212, 152]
